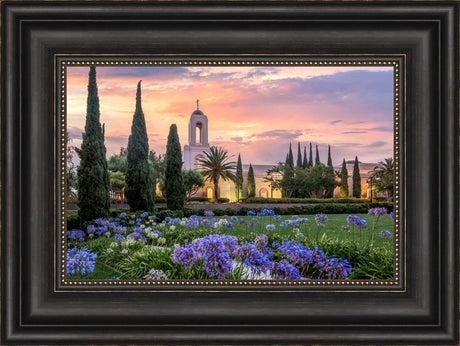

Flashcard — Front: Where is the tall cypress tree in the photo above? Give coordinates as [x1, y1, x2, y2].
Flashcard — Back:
[327, 145, 333, 167]
[326, 145, 334, 198]
[164, 124, 185, 210]
[125, 81, 154, 212]
[308, 143, 313, 168]
[288, 143, 294, 167]
[247, 163, 256, 198]
[340, 158, 349, 197]
[235, 153, 243, 201]
[315, 144, 321, 166]
[296, 142, 303, 167]
[77, 66, 110, 224]
[302, 146, 307, 168]
[352, 156, 362, 198]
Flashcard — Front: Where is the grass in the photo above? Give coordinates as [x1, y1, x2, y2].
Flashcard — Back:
[67, 212, 394, 280]
[66, 260, 131, 280]
[223, 213, 394, 249]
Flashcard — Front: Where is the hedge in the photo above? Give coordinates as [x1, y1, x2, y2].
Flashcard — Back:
[242, 197, 382, 204]
[66, 203, 393, 229]
[188, 197, 211, 202]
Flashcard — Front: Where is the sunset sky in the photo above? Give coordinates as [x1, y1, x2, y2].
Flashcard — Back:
[67, 65, 394, 167]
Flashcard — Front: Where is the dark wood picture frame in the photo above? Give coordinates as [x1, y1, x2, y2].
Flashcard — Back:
[1, 1, 458, 345]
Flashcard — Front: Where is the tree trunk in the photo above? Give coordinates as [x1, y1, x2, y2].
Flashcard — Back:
[214, 179, 219, 201]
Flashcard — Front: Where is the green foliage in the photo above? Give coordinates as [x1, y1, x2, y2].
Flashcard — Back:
[108, 147, 128, 174]
[281, 163, 295, 198]
[308, 143, 313, 168]
[287, 143, 294, 167]
[164, 124, 186, 210]
[109, 170, 126, 195]
[119, 247, 177, 279]
[155, 209, 184, 222]
[296, 142, 303, 167]
[315, 144, 321, 166]
[77, 66, 110, 224]
[247, 163, 256, 197]
[302, 146, 308, 169]
[339, 158, 349, 197]
[67, 211, 80, 230]
[162, 227, 214, 247]
[352, 156, 362, 198]
[243, 197, 367, 204]
[149, 150, 165, 193]
[197, 146, 236, 201]
[235, 154, 243, 201]
[217, 197, 230, 203]
[125, 81, 155, 212]
[182, 169, 205, 201]
[327, 145, 333, 167]
[301, 237, 394, 280]
[67, 261, 130, 280]
[369, 158, 394, 201]
[188, 196, 211, 203]
[109, 207, 130, 217]
[263, 163, 283, 197]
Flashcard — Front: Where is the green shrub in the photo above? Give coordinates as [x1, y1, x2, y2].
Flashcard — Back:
[155, 209, 184, 222]
[155, 196, 166, 203]
[120, 247, 177, 279]
[66, 211, 80, 230]
[109, 208, 130, 217]
[243, 197, 369, 204]
[217, 197, 230, 203]
[162, 227, 214, 247]
[188, 196, 211, 202]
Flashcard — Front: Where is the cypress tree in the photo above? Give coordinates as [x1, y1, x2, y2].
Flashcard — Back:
[308, 143, 313, 168]
[247, 163, 256, 197]
[125, 81, 154, 212]
[235, 153, 243, 201]
[302, 146, 307, 168]
[315, 144, 321, 166]
[296, 142, 303, 167]
[164, 124, 186, 210]
[352, 156, 362, 198]
[288, 143, 294, 167]
[77, 66, 110, 224]
[327, 145, 333, 167]
[340, 158, 349, 197]
[326, 145, 334, 198]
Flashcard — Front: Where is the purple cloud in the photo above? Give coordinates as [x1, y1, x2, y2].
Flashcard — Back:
[252, 129, 303, 140]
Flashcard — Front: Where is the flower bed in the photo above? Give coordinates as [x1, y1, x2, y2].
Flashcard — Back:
[66, 207, 394, 281]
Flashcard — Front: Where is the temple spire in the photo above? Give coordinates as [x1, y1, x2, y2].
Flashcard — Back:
[196, 98, 200, 110]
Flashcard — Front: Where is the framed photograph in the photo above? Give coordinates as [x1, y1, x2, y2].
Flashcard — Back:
[2, 1, 458, 345]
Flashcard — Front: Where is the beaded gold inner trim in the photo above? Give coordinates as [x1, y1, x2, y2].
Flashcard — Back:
[58, 56, 402, 289]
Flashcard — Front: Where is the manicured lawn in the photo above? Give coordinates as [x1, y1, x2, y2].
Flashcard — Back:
[224, 213, 394, 249]
[67, 260, 131, 280]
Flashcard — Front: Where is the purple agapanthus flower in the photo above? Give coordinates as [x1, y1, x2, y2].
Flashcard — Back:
[368, 207, 388, 216]
[66, 246, 97, 275]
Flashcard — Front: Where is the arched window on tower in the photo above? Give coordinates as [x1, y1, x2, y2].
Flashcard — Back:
[195, 122, 203, 144]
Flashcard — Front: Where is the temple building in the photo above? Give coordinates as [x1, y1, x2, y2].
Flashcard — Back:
[183, 102, 281, 201]
[183, 102, 384, 202]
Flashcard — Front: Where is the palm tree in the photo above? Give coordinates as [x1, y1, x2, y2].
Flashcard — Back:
[197, 146, 236, 201]
[369, 158, 394, 201]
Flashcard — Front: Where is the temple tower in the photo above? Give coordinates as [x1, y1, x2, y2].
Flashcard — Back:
[183, 100, 211, 169]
